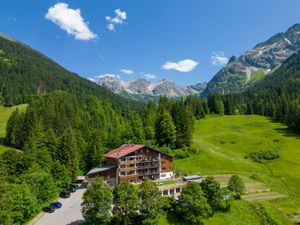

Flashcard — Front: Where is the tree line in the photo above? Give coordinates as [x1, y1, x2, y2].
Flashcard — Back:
[82, 175, 245, 225]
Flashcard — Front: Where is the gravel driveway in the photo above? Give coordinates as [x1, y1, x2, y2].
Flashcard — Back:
[33, 183, 87, 225]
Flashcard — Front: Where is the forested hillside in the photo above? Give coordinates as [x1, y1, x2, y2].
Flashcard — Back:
[0, 34, 136, 113]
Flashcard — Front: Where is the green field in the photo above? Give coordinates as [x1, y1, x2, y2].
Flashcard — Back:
[0, 104, 27, 153]
[160, 115, 300, 225]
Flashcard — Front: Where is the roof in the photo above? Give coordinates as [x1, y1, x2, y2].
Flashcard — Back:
[183, 175, 202, 181]
[86, 166, 116, 176]
[104, 144, 146, 159]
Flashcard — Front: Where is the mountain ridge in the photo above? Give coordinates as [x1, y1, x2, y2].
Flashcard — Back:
[203, 23, 300, 96]
[97, 76, 205, 97]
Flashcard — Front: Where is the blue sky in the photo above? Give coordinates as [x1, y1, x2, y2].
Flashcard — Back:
[1, 0, 300, 85]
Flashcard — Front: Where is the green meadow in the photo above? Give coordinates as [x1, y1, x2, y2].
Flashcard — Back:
[160, 115, 300, 225]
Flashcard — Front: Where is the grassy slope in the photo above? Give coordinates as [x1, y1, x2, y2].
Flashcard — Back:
[0, 104, 27, 153]
[160, 115, 300, 225]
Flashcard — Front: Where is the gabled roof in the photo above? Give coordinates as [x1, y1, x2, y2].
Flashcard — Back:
[104, 144, 146, 159]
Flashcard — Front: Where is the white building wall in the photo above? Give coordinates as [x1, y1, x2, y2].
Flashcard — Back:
[159, 171, 173, 180]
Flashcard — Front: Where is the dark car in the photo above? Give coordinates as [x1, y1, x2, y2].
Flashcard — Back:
[69, 186, 76, 193]
[50, 201, 62, 209]
[72, 184, 79, 189]
[43, 205, 55, 213]
[60, 190, 70, 198]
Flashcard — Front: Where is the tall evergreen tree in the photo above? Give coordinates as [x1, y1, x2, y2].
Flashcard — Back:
[155, 111, 176, 147]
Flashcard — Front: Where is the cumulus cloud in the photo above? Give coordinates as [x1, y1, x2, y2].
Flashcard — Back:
[97, 73, 120, 79]
[87, 77, 97, 82]
[143, 73, 157, 79]
[211, 51, 229, 66]
[107, 23, 115, 31]
[45, 2, 97, 41]
[162, 59, 198, 72]
[121, 69, 134, 75]
[115, 9, 127, 20]
[106, 9, 127, 32]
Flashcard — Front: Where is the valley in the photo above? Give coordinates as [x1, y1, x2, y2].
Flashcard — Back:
[1, 3, 300, 224]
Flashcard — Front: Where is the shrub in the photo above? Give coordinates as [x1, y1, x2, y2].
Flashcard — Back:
[245, 148, 280, 163]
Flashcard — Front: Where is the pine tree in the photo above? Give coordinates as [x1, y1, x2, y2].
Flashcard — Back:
[59, 127, 79, 181]
[155, 111, 176, 147]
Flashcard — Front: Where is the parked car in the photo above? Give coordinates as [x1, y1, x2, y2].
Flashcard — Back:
[43, 205, 55, 213]
[69, 186, 76, 193]
[60, 190, 70, 198]
[50, 201, 62, 209]
[72, 184, 79, 189]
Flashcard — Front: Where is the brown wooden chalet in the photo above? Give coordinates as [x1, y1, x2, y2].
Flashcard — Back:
[86, 144, 173, 185]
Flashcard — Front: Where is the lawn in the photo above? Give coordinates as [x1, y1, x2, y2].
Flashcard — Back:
[160, 115, 300, 224]
[156, 179, 178, 186]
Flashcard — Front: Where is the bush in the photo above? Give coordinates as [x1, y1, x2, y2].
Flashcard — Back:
[245, 148, 280, 163]
[173, 147, 199, 159]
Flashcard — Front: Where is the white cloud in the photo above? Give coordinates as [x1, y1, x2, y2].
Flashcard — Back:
[87, 77, 97, 82]
[115, 9, 127, 20]
[97, 73, 120, 79]
[143, 73, 157, 79]
[121, 69, 134, 75]
[45, 2, 97, 41]
[97, 54, 104, 59]
[105, 9, 127, 32]
[107, 23, 115, 31]
[211, 51, 229, 66]
[162, 59, 198, 72]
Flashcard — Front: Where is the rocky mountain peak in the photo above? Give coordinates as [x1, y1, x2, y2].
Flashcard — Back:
[202, 23, 300, 96]
[97, 77, 198, 97]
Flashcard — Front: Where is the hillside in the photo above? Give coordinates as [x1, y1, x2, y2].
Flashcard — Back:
[160, 115, 300, 224]
[203, 24, 300, 96]
[0, 34, 137, 111]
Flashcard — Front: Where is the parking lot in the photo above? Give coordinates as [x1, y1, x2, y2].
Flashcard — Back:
[33, 183, 87, 225]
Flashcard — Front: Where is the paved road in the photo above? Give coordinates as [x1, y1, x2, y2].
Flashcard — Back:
[34, 183, 87, 225]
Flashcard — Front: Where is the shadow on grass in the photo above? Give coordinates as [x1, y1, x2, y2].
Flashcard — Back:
[267, 118, 300, 139]
[273, 127, 300, 139]
[0, 137, 5, 144]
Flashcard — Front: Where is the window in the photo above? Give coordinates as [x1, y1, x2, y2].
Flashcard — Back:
[120, 172, 126, 176]
[176, 188, 181, 193]
[163, 190, 169, 196]
[170, 189, 175, 194]
[161, 174, 167, 178]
